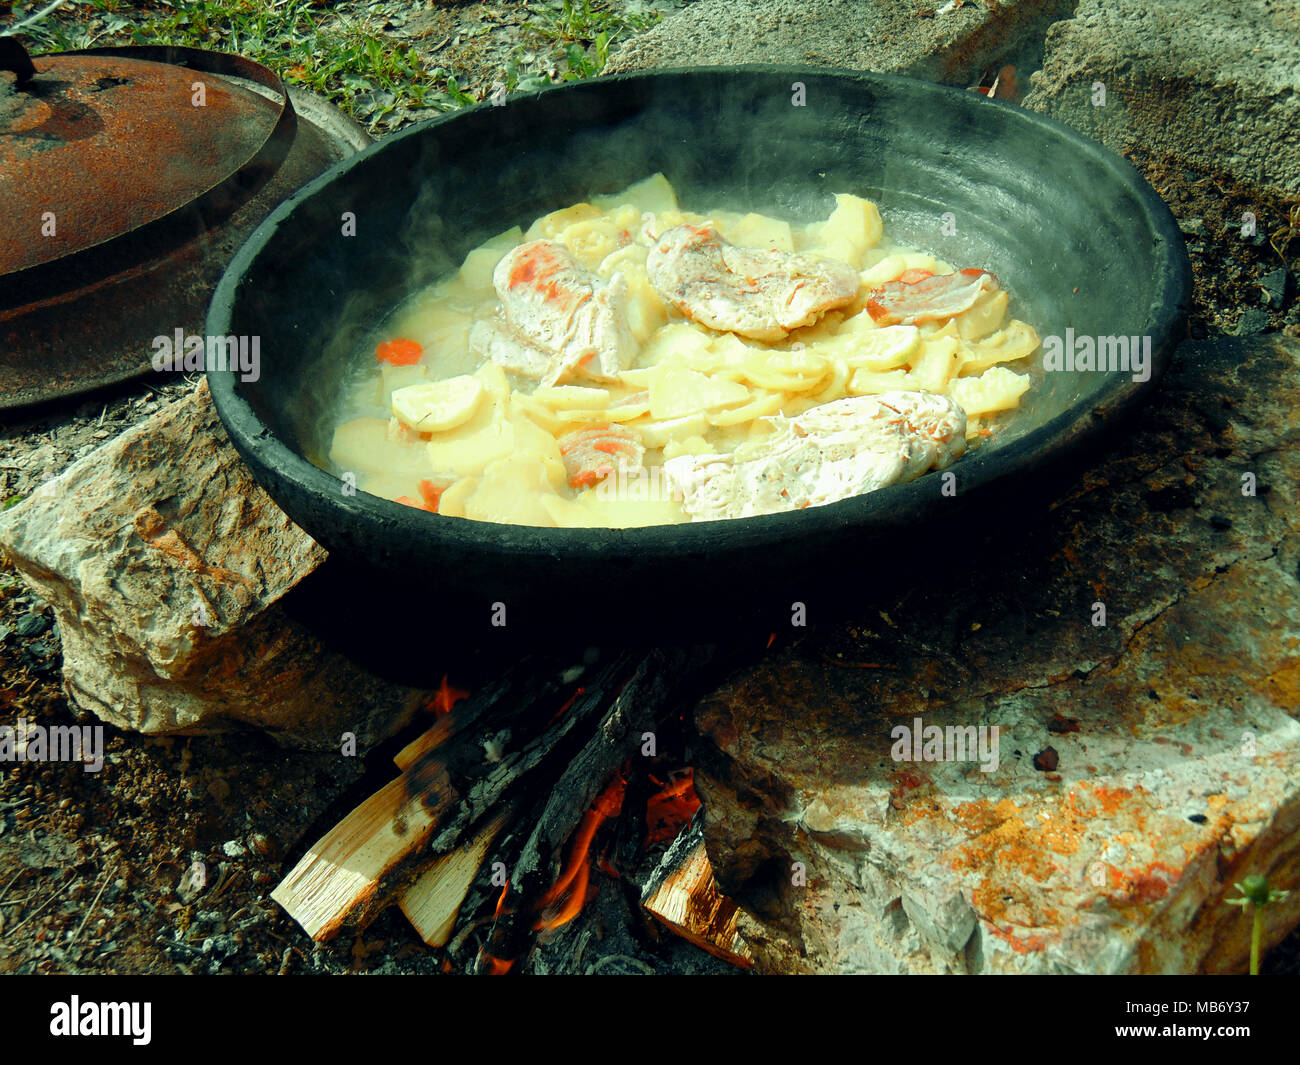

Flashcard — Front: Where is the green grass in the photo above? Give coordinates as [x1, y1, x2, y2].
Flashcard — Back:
[526, 0, 660, 82]
[11, 0, 662, 131]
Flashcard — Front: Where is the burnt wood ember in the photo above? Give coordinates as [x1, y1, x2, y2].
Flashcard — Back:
[478, 646, 718, 969]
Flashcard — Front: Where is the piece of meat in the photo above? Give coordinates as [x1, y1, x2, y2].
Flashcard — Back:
[646, 222, 860, 342]
[662, 391, 966, 521]
[866, 268, 999, 325]
[557, 423, 646, 489]
[470, 240, 638, 385]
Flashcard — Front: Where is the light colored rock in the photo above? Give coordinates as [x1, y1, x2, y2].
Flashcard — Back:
[607, 0, 1075, 83]
[1021, 0, 1300, 196]
[0, 380, 428, 749]
[692, 336, 1300, 973]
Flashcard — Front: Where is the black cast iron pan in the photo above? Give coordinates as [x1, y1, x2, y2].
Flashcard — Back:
[206, 67, 1190, 641]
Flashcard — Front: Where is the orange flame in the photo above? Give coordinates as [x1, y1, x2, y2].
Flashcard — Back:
[532, 773, 626, 931]
[480, 954, 513, 975]
[548, 686, 585, 726]
[645, 769, 702, 845]
[427, 674, 469, 717]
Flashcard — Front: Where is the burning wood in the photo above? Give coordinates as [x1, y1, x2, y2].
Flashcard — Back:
[272, 644, 744, 970]
[270, 770, 453, 940]
[642, 819, 753, 969]
[399, 808, 511, 948]
[479, 647, 715, 966]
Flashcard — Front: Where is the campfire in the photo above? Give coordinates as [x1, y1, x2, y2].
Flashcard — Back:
[272, 647, 753, 972]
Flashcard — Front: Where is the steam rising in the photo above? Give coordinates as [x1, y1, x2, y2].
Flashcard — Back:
[275, 70, 1171, 464]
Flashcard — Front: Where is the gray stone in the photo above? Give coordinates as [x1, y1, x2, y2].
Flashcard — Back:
[1021, 0, 1300, 196]
[1235, 307, 1271, 335]
[693, 336, 1300, 974]
[607, 0, 1075, 86]
[0, 381, 429, 749]
[1261, 267, 1291, 309]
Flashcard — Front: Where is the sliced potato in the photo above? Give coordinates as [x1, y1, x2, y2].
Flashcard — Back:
[462, 455, 560, 527]
[729, 212, 795, 252]
[959, 320, 1041, 374]
[591, 173, 678, 215]
[806, 194, 883, 268]
[637, 323, 714, 368]
[623, 273, 668, 342]
[839, 324, 921, 370]
[392, 374, 484, 433]
[436, 476, 478, 518]
[555, 399, 652, 424]
[662, 434, 715, 458]
[330, 417, 431, 480]
[458, 225, 524, 293]
[558, 217, 619, 270]
[949, 366, 1032, 415]
[509, 410, 567, 491]
[511, 393, 568, 435]
[531, 385, 612, 410]
[424, 393, 514, 480]
[909, 335, 962, 392]
[957, 288, 1009, 342]
[860, 254, 908, 286]
[627, 411, 711, 449]
[526, 202, 602, 242]
[650, 366, 751, 419]
[707, 389, 785, 427]
[573, 491, 689, 528]
[475, 362, 511, 400]
[846, 369, 915, 395]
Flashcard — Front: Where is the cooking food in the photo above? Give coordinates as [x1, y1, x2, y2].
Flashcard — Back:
[469, 240, 638, 384]
[664, 391, 967, 521]
[646, 222, 861, 341]
[326, 174, 1041, 528]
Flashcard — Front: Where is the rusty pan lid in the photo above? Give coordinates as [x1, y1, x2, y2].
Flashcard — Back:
[0, 42, 295, 277]
[0, 41, 368, 411]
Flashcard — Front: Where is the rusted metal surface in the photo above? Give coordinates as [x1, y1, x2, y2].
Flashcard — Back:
[0, 44, 369, 410]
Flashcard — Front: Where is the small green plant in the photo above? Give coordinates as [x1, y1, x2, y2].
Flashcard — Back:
[2, 495, 23, 510]
[1226, 873, 1290, 975]
[527, 0, 660, 83]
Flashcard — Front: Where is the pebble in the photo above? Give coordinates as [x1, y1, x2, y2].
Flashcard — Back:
[176, 859, 208, 903]
[14, 611, 50, 637]
[1235, 307, 1271, 336]
[1260, 267, 1290, 308]
[221, 839, 247, 859]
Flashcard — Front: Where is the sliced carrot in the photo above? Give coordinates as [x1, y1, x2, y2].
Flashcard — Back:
[417, 479, 443, 513]
[376, 337, 423, 365]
